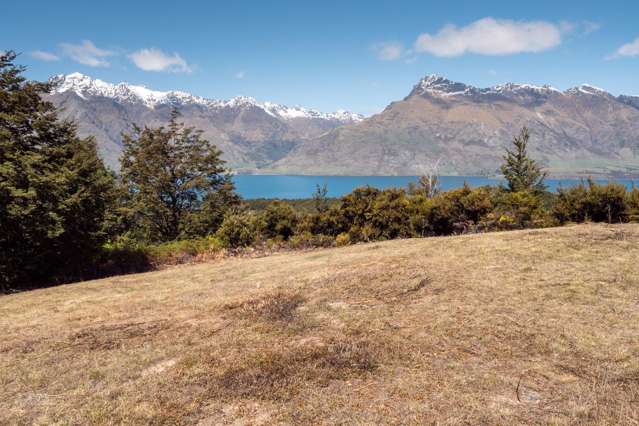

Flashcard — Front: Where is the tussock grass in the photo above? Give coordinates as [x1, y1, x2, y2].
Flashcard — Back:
[224, 291, 306, 323]
[213, 335, 378, 401]
[1, 223, 639, 424]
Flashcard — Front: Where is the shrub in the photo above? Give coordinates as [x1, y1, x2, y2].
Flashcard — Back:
[553, 183, 589, 223]
[216, 212, 261, 248]
[260, 201, 299, 241]
[296, 209, 343, 237]
[483, 190, 554, 230]
[585, 181, 628, 223]
[554, 180, 628, 224]
[143, 236, 223, 264]
[288, 232, 334, 249]
[322, 187, 413, 242]
[335, 186, 380, 236]
[410, 185, 494, 236]
[369, 188, 413, 240]
[335, 233, 351, 247]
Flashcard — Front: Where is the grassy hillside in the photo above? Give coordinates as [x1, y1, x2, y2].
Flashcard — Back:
[2, 224, 639, 424]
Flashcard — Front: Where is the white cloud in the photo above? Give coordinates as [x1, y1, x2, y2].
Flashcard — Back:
[235, 70, 246, 79]
[414, 18, 563, 57]
[612, 37, 639, 58]
[371, 41, 405, 61]
[59, 40, 113, 67]
[31, 50, 60, 61]
[129, 48, 191, 73]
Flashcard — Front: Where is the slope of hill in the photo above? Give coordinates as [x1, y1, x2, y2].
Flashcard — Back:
[45, 73, 363, 170]
[2, 224, 638, 424]
[270, 75, 639, 177]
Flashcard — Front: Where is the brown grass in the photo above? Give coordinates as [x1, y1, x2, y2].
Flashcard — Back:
[1, 223, 639, 424]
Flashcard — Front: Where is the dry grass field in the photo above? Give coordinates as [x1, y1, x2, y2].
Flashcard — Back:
[2, 223, 639, 425]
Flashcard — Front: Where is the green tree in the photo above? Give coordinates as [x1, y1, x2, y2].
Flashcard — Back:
[0, 51, 115, 290]
[120, 110, 239, 242]
[501, 127, 547, 193]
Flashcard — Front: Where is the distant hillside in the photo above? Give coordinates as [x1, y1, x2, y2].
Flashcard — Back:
[45, 73, 363, 170]
[46, 73, 639, 177]
[2, 223, 639, 424]
[270, 75, 639, 177]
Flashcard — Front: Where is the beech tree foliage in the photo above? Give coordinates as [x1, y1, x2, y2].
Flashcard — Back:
[119, 110, 239, 242]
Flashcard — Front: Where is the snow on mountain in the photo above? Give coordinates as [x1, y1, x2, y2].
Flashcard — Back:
[49, 73, 364, 123]
[565, 84, 611, 96]
[411, 74, 605, 99]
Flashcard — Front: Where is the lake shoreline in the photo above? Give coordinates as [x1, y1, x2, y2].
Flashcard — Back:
[231, 175, 638, 200]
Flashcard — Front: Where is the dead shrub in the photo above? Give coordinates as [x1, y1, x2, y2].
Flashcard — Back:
[213, 336, 377, 401]
[225, 291, 306, 322]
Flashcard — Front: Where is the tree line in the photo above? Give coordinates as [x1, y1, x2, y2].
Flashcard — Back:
[2, 52, 638, 291]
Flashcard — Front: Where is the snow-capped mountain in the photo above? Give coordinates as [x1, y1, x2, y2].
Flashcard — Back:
[45, 72, 639, 176]
[269, 73, 639, 177]
[49, 73, 363, 122]
[45, 73, 364, 171]
[409, 74, 613, 99]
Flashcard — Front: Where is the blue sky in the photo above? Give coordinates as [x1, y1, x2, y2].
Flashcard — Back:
[3, 0, 639, 114]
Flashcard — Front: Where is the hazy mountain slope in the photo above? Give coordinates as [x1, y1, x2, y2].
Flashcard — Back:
[270, 76, 639, 177]
[45, 73, 363, 171]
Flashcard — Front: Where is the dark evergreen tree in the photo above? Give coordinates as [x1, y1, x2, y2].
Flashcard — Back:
[501, 127, 547, 193]
[120, 109, 239, 242]
[0, 51, 115, 290]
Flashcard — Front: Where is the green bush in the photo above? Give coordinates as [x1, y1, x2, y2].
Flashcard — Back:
[334, 186, 380, 239]
[296, 209, 343, 237]
[585, 181, 628, 223]
[554, 180, 628, 224]
[143, 236, 223, 263]
[410, 185, 494, 236]
[216, 212, 261, 248]
[260, 201, 299, 240]
[483, 190, 554, 230]
[368, 188, 413, 240]
[288, 232, 334, 249]
[322, 187, 413, 242]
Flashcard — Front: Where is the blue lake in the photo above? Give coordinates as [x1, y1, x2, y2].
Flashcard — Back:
[232, 175, 638, 199]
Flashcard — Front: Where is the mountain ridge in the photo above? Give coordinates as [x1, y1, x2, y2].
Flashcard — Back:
[46, 73, 639, 177]
[267, 74, 639, 177]
[46, 73, 364, 170]
[50, 73, 364, 122]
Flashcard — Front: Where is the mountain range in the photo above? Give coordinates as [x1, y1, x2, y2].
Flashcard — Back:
[46, 73, 639, 177]
[46, 73, 363, 171]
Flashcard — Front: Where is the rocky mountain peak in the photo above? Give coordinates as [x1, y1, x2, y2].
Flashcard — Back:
[48, 73, 364, 123]
[407, 73, 622, 104]
[410, 74, 474, 97]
